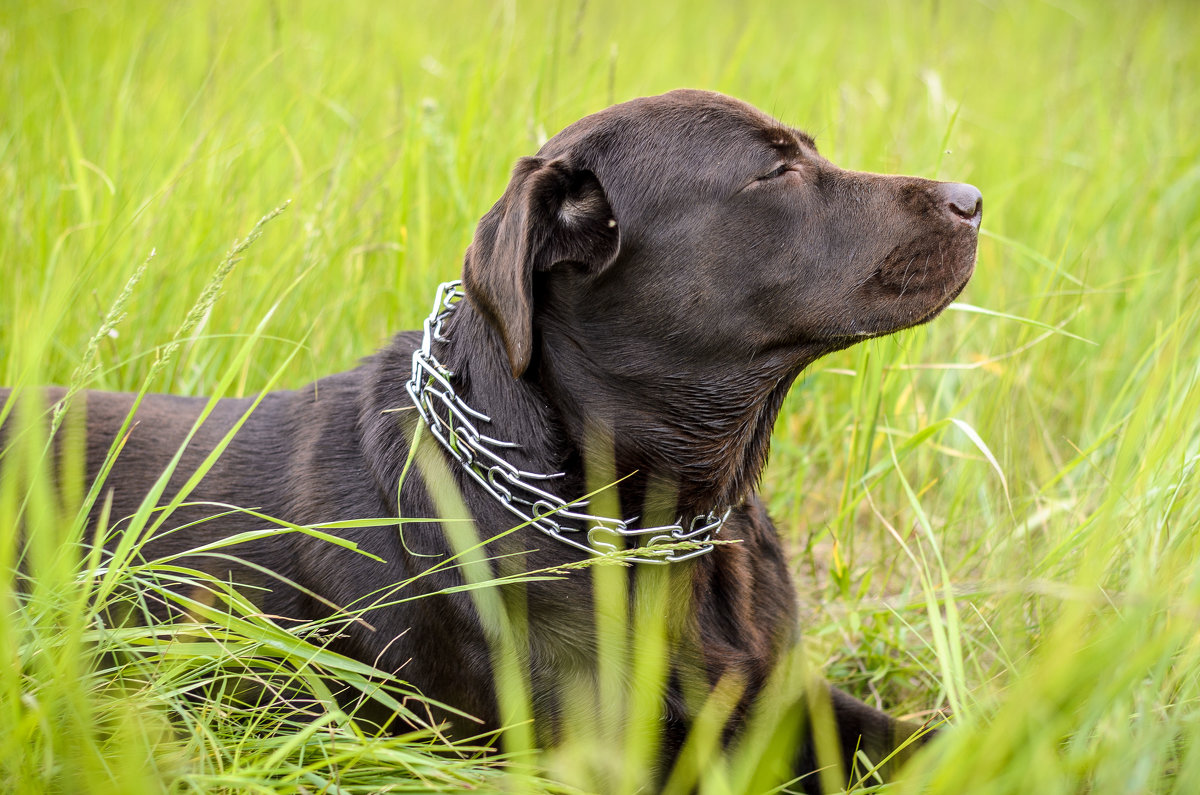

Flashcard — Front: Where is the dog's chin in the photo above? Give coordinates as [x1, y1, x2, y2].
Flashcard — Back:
[820, 253, 976, 345]
[904, 258, 975, 327]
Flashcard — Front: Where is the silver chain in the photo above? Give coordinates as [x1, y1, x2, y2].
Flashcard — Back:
[405, 280, 726, 564]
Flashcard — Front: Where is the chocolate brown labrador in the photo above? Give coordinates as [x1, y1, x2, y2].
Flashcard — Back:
[1, 90, 980, 792]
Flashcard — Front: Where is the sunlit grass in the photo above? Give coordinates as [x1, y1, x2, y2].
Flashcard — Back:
[3, 0, 1200, 792]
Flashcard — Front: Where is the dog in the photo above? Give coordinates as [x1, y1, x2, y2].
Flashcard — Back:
[1, 89, 980, 792]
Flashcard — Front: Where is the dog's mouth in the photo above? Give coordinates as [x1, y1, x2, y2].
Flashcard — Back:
[875, 227, 976, 289]
[823, 235, 977, 344]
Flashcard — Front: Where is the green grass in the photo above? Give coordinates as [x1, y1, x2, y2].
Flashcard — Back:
[3, 0, 1200, 792]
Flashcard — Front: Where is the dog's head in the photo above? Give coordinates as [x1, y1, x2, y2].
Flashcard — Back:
[462, 89, 980, 511]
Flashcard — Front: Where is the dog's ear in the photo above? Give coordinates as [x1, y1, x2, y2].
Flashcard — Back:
[463, 157, 619, 378]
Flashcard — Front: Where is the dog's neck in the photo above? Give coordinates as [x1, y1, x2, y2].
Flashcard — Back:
[411, 296, 689, 531]
[388, 294, 730, 565]
[433, 299, 575, 481]
[528, 277, 827, 517]
[424, 293, 803, 525]
[535, 332, 800, 517]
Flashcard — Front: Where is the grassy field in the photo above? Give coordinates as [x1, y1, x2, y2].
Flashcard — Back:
[3, 0, 1200, 792]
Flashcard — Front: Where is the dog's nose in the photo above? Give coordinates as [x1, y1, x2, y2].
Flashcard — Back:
[940, 182, 983, 228]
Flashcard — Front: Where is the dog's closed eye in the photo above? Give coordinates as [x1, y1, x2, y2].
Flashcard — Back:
[757, 163, 792, 181]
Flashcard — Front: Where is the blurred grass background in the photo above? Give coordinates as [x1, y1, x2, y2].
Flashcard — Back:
[2, 0, 1199, 792]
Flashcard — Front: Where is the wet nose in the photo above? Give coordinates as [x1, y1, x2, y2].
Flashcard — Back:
[940, 182, 983, 228]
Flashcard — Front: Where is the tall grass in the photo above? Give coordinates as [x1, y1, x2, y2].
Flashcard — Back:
[2, 0, 1199, 792]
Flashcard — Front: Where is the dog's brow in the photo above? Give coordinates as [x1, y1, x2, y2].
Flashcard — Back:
[764, 127, 816, 158]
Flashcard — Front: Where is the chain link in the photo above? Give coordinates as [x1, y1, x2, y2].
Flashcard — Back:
[405, 281, 726, 564]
